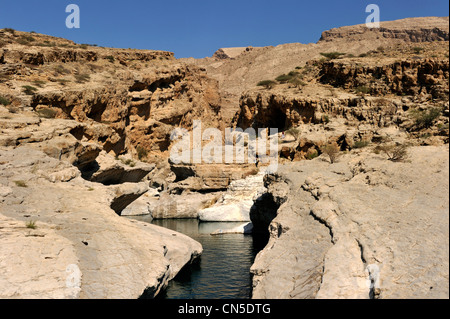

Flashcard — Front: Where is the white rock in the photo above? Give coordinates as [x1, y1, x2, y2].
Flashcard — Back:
[211, 222, 253, 235]
[199, 200, 254, 222]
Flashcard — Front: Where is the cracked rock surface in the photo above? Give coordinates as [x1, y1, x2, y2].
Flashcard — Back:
[250, 145, 449, 299]
[0, 146, 202, 299]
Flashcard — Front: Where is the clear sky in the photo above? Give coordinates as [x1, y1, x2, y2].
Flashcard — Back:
[0, 0, 448, 58]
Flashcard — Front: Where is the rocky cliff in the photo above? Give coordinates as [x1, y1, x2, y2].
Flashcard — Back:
[250, 145, 449, 299]
[0, 16, 449, 300]
[0, 29, 214, 298]
[233, 42, 449, 161]
[184, 17, 449, 124]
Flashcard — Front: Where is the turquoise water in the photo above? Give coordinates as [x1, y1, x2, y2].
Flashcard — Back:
[130, 217, 267, 299]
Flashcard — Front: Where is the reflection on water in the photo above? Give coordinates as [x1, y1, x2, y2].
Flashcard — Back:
[130, 217, 268, 299]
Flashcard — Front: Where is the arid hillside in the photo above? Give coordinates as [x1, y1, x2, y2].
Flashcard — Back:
[183, 16, 449, 123]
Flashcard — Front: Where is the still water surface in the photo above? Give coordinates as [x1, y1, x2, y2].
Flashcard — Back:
[130, 217, 267, 299]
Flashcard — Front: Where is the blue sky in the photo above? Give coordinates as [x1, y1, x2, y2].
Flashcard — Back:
[0, 0, 448, 58]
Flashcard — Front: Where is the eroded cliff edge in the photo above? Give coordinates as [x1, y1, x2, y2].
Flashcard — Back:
[250, 145, 449, 299]
[0, 30, 210, 299]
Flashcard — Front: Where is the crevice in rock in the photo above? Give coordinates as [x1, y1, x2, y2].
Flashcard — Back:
[111, 192, 145, 216]
[356, 238, 378, 299]
[249, 192, 281, 235]
[356, 238, 367, 264]
[90, 167, 151, 185]
[309, 209, 334, 243]
[139, 266, 171, 299]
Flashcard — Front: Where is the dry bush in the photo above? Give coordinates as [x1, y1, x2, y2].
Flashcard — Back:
[257, 80, 277, 89]
[321, 142, 340, 164]
[74, 73, 91, 83]
[286, 127, 301, 141]
[201, 195, 222, 209]
[320, 52, 346, 60]
[376, 143, 409, 162]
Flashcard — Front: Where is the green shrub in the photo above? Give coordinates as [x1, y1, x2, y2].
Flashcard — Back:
[355, 86, 370, 95]
[413, 47, 424, 54]
[410, 108, 441, 129]
[0, 96, 10, 106]
[320, 52, 346, 60]
[120, 158, 136, 167]
[289, 77, 306, 88]
[105, 55, 115, 63]
[56, 79, 71, 86]
[322, 115, 330, 124]
[26, 220, 37, 229]
[3, 28, 15, 34]
[36, 108, 58, 119]
[306, 150, 319, 160]
[352, 140, 370, 149]
[137, 146, 148, 160]
[21, 35, 35, 42]
[14, 180, 28, 187]
[22, 85, 38, 95]
[257, 80, 277, 89]
[275, 74, 294, 83]
[54, 65, 71, 75]
[32, 80, 46, 88]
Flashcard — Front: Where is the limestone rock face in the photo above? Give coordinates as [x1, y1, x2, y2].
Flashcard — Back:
[146, 191, 221, 219]
[0, 146, 202, 299]
[198, 172, 266, 222]
[320, 58, 449, 98]
[212, 47, 255, 60]
[319, 17, 449, 42]
[234, 58, 448, 131]
[184, 17, 449, 125]
[250, 145, 449, 299]
[0, 30, 224, 162]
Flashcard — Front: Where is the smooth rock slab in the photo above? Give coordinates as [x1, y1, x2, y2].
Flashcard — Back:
[199, 200, 253, 222]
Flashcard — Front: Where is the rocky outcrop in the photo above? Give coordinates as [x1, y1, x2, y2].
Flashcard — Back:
[169, 163, 260, 193]
[250, 145, 449, 299]
[25, 63, 223, 157]
[198, 172, 265, 222]
[122, 190, 221, 219]
[235, 57, 448, 130]
[0, 34, 215, 297]
[319, 17, 449, 43]
[235, 89, 404, 132]
[212, 47, 255, 60]
[320, 58, 449, 99]
[1, 30, 224, 164]
[0, 146, 202, 299]
[184, 17, 449, 126]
